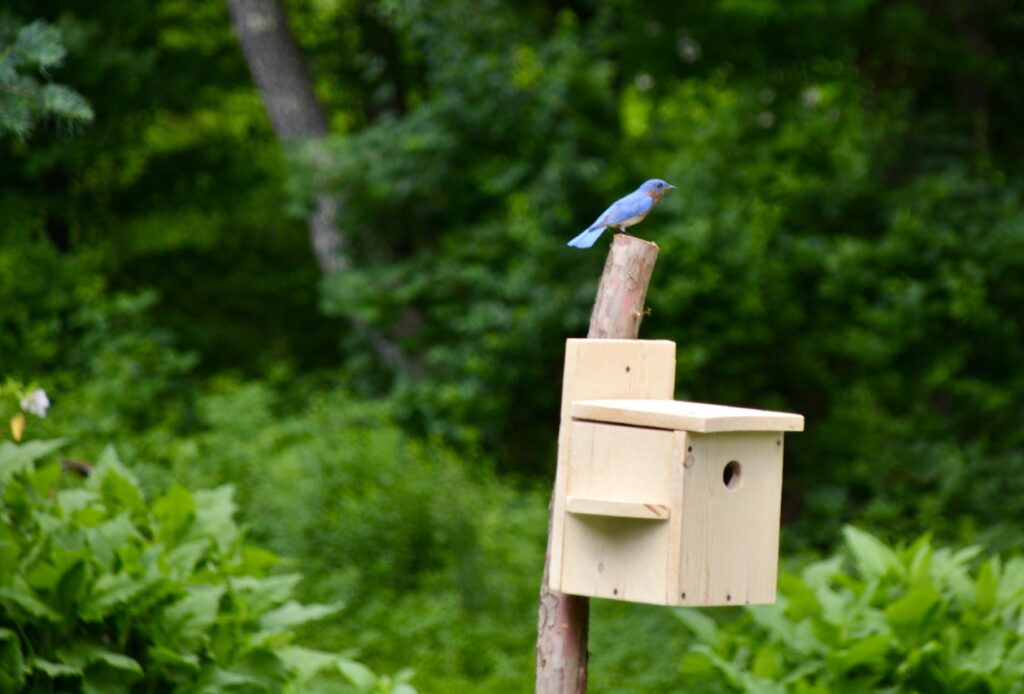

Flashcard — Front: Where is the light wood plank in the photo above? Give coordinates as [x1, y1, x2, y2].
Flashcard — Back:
[676, 431, 784, 606]
[665, 430, 687, 604]
[557, 340, 677, 421]
[567, 496, 670, 520]
[571, 399, 804, 433]
[559, 421, 676, 603]
[549, 339, 676, 592]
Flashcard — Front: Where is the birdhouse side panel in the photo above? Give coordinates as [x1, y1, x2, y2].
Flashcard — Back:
[566, 421, 675, 505]
[557, 421, 679, 604]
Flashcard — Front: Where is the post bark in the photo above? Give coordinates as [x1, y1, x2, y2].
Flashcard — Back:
[536, 233, 661, 693]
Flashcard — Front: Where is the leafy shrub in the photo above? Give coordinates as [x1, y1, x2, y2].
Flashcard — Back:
[0, 438, 411, 693]
[678, 526, 1024, 692]
[159, 379, 549, 692]
[0, 17, 93, 140]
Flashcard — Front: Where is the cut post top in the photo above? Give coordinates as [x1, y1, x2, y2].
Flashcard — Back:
[571, 399, 805, 433]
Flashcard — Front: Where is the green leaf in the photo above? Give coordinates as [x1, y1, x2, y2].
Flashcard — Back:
[0, 523, 18, 582]
[837, 633, 892, 671]
[87, 446, 145, 514]
[163, 539, 209, 579]
[87, 514, 139, 568]
[778, 571, 819, 619]
[896, 640, 942, 679]
[87, 572, 151, 619]
[57, 488, 100, 515]
[152, 484, 195, 544]
[751, 605, 822, 655]
[91, 649, 143, 675]
[39, 84, 93, 123]
[998, 641, 1024, 684]
[998, 558, 1024, 607]
[958, 629, 1005, 677]
[884, 584, 942, 636]
[932, 547, 978, 605]
[159, 583, 224, 653]
[907, 538, 934, 586]
[238, 573, 303, 614]
[337, 658, 378, 689]
[0, 576, 62, 622]
[680, 649, 718, 680]
[31, 656, 83, 678]
[687, 644, 787, 694]
[239, 545, 281, 573]
[673, 607, 721, 648]
[0, 439, 67, 484]
[844, 526, 901, 580]
[751, 641, 781, 679]
[975, 558, 999, 614]
[53, 559, 88, 615]
[81, 680, 131, 694]
[146, 645, 200, 673]
[801, 556, 843, 590]
[195, 665, 267, 692]
[258, 601, 341, 635]
[12, 20, 65, 68]
[0, 628, 26, 691]
[278, 646, 340, 684]
[58, 642, 142, 675]
[192, 486, 239, 552]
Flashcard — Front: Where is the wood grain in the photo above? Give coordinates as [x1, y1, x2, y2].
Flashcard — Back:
[571, 399, 804, 433]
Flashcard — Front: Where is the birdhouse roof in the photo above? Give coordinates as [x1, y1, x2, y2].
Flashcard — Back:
[571, 399, 804, 433]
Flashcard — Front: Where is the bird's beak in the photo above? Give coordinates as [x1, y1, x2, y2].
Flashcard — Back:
[666, 184, 676, 190]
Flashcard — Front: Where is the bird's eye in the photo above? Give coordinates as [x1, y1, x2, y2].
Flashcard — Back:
[657, 183, 664, 188]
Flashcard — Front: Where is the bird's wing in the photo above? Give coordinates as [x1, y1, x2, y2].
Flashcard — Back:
[592, 190, 654, 228]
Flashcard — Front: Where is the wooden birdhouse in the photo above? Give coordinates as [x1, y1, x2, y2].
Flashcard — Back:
[548, 339, 804, 607]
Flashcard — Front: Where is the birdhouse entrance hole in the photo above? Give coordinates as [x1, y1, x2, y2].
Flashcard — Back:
[723, 460, 742, 490]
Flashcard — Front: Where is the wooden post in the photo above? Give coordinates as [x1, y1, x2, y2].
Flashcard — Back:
[536, 234, 661, 693]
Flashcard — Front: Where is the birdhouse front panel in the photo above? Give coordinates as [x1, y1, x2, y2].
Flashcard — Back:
[676, 431, 784, 606]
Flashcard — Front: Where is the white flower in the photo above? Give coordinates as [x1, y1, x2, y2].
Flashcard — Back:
[20, 388, 50, 418]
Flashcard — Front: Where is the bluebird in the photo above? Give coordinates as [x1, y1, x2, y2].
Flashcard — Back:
[567, 179, 676, 249]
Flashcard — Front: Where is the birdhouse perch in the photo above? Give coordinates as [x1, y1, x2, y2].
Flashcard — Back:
[548, 338, 804, 607]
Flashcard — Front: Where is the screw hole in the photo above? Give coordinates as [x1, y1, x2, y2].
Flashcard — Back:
[726, 594, 732, 602]
[681, 592, 687, 599]
[687, 446, 693, 453]
[625, 366, 631, 373]
[613, 588, 618, 596]
[723, 461, 742, 490]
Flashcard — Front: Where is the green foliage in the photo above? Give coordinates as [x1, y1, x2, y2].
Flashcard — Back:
[678, 527, 1024, 692]
[637, 69, 1024, 546]
[4, 0, 1024, 690]
[299, 0, 1024, 546]
[0, 17, 92, 139]
[157, 379, 548, 692]
[0, 438, 408, 693]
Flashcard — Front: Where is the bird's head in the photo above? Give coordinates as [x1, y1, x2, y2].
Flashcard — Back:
[639, 179, 676, 197]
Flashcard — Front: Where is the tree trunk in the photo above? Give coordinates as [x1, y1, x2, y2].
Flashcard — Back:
[536, 233, 661, 693]
[226, 0, 348, 273]
[227, 0, 417, 372]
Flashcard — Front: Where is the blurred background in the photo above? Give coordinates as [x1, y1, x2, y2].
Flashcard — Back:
[3, 0, 1024, 691]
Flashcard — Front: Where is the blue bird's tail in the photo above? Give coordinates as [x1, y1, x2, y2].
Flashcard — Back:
[566, 225, 606, 249]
